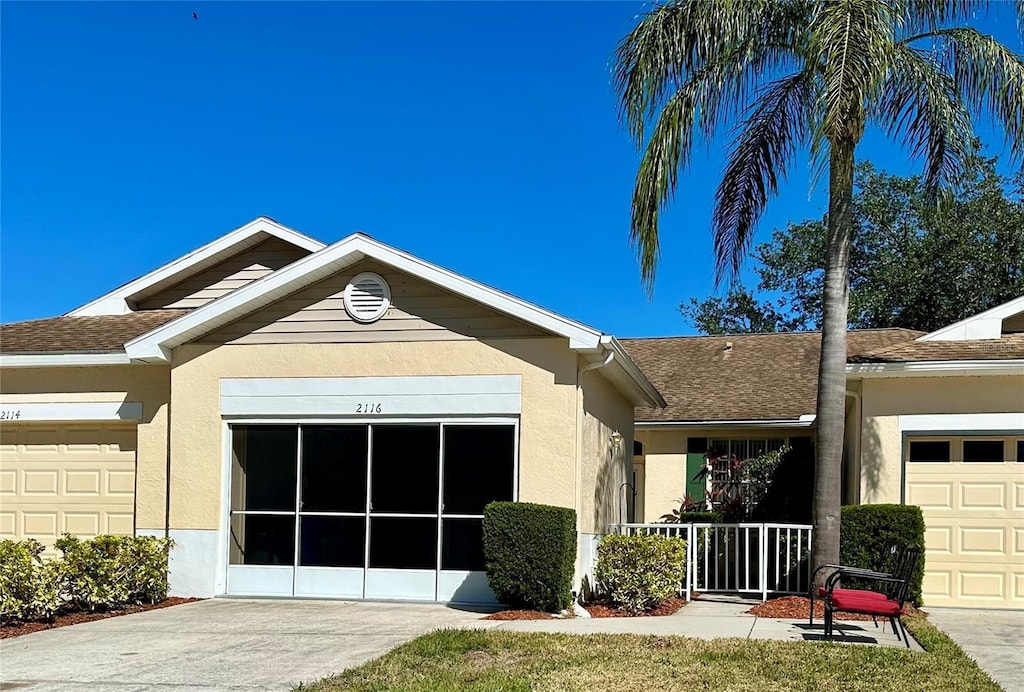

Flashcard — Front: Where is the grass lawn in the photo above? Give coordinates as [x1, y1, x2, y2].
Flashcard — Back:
[296, 615, 1000, 692]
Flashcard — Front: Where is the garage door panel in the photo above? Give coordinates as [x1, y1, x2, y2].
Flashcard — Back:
[1015, 482, 1024, 509]
[924, 525, 953, 554]
[907, 481, 953, 509]
[960, 482, 1007, 511]
[958, 570, 1006, 602]
[0, 423, 137, 549]
[959, 526, 1007, 555]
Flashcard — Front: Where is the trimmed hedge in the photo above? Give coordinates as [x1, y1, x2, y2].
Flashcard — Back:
[840, 504, 925, 605]
[483, 502, 576, 612]
[0, 534, 173, 622]
[595, 533, 686, 613]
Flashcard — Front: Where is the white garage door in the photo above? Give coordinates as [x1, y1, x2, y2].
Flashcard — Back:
[905, 435, 1023, 609]
[0, 423, 137, 551]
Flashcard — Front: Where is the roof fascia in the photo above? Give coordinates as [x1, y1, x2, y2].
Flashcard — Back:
[0, 353, 136, 368]
[635, 416, 816, 429]
[846, 359, 1024, 377]
[67, 217, 325, 317]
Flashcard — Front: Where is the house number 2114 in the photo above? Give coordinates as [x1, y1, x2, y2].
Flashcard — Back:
[355, 403, 382, 413]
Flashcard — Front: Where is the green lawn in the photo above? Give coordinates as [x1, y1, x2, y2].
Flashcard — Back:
[297, 615, 999, 692]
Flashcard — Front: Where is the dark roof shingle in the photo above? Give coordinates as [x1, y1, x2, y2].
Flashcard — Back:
[850, 334, 1024, 362]
[0, 310, 187, 354]
[622, 329, 923, 422]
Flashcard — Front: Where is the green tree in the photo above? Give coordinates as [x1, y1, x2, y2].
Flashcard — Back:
[683, 155, 1024, 334]
[614, 0, 1024, 573]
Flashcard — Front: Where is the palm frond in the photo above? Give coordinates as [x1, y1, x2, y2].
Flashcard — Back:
[912, 27, 1024, 162]
[614, 0, 809, 144]
[713, 71, 815, 283]
[873, 43, 974, 192]
[809, 0, 897, 144]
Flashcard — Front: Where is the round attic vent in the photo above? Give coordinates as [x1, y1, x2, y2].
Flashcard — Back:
[343, 272, 391, 323]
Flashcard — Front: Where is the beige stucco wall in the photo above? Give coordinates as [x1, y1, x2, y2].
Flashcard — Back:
[859, 375, 1024, 503]
[168, 338, 581, 530]
[0, 365, 171, 529]
[578, 366, 635, 534]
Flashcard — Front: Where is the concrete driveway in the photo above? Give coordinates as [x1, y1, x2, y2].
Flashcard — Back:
[0, 598, 496, 691]
[927, 607, 1024, 692]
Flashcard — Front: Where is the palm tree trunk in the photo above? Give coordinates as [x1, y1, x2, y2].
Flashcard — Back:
[812, 137, 855, 577]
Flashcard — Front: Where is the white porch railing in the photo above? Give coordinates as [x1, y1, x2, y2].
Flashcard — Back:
[605, 522, 813, 601]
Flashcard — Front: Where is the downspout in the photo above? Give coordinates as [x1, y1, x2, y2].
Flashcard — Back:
[575, 349, 614, 596]
[844, 389, 861, 505]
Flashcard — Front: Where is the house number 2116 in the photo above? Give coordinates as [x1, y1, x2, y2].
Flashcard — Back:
[355, 403, 382, 413]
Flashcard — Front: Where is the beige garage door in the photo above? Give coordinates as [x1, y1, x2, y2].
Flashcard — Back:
[905, 435, 1023, 609]
[0, 423, 137, 551]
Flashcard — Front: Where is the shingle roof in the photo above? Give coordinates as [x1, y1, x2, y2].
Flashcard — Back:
[622, 329, 923, 423]
[0, 310, 187, 354]
[850, 333, 1024, 362]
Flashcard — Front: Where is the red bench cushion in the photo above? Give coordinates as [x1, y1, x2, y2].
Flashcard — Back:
[818, 586, 889, 600]
[830, 591, 903, 616]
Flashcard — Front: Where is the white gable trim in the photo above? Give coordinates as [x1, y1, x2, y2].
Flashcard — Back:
[918, 294, 1024, 342]
[121, 234, 664, 408]
[67, 217, 324, 316]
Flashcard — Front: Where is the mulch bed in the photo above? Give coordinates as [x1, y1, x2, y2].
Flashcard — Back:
[747, 595, 922, 621]
[482, 609, 555, 620]
[0, 597, 201, 639]
[584, 597, 688, 618]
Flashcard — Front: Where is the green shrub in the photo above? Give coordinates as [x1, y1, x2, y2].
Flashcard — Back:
[595, 533, 686, 613]
[55, 534, 173, 611]
[482, 502, 576, 612]
[0, 539, 61, 621]
[840, 504, 925, 605]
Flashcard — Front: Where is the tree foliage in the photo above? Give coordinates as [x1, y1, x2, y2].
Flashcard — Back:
[682, 153, 1024, 334]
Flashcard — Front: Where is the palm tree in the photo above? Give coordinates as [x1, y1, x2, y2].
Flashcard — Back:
[614, 0, 1024, 573]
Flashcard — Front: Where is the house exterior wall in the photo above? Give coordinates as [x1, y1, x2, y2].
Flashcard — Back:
[859, 375, 1024, 503]
[168, 338, 579, 531]
[579, 366, 635, 533]
[0, 365, 171, 530]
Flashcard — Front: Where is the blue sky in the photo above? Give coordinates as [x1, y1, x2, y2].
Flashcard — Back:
[2, 2, 1020, 336]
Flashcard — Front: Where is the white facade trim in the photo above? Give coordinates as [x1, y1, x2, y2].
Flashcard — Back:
[919, 294, 1024, 342]
[898, 412, 1024, 433]
[636, 416, 816, 430]
[0, 353, 134, 368]
[68, 217, 324, 316]
[0, 400, 143, 422]
[846, 360, 1024, 378]
[220, 375, 522, 417]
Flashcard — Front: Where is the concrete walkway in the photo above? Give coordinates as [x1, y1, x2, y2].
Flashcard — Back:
[493, 595, 921, 650]
[0, 598, 493, 691]
[927, 607, 1024, 692]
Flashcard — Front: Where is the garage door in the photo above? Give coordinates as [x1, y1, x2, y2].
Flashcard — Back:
[0, 423, 137, 551]
[905, 436, 1023, 609]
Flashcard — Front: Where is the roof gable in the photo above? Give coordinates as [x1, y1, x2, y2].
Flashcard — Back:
[121, 233, 663, 407]
[919, 294, 1024, 341]
[199, 258, 547, 345]
[67, 217, 324, 316]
